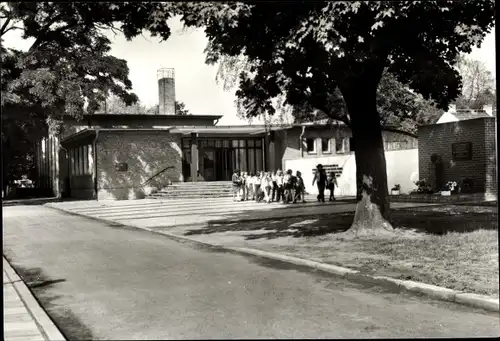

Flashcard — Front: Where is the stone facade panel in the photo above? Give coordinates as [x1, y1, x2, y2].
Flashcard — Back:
[96, 131, 183, 200]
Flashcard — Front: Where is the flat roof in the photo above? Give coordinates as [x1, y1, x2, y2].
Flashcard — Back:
[169, 125, 285, 135]
[61, 123, 417, 144]
[64, 114, 223, 121]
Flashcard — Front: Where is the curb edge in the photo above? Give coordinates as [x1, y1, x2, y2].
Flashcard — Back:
[3, 257, 67, 341]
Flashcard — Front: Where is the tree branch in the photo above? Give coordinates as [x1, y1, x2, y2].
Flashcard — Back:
[1, 24, 23, 37]
[0, 16, 10, 36]
[28, 13, 66, 51]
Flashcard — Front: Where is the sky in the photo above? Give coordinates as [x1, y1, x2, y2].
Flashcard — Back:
[2, 16, 496, 126]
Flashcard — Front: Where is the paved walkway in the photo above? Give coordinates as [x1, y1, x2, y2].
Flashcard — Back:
[46, 196, 439, 229]
[4, 264, 46, 341]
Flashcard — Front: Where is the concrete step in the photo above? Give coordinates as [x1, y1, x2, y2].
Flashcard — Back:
[150, 181, 236, 199]
[164, 185, 234, 189]
[150, 193, 233, 199]
[159, 188, 233, 193]
[170, 181, 232, 186]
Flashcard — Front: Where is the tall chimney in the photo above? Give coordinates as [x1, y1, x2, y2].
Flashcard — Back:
[483, 104, 493, 117]
[157, 68, 176, 115]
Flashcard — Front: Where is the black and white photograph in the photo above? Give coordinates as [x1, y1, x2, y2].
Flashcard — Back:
[2, 1, 498, 339]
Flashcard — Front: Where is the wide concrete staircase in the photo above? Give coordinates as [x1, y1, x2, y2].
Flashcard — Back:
[149, 181, 234, 199]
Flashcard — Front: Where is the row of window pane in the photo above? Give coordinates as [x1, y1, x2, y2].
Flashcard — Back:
[306, 138, 355, 153]
[70, 145, 91, 176]
[182, 139, 262, 149]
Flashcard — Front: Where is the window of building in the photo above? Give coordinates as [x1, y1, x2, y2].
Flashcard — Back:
[75, 147, 80, 175]
[306, 138, 316, 153]
[70, 149, 75, 175]
[83, 145, 88, 174]
[88, 144, 93, 172]
[321, 138, 331, 153]
[335, 138, 345, 154]
[80, 146, 84, 174]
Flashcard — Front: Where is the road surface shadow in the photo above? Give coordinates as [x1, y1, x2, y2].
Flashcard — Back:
[8, 263, 95, 341]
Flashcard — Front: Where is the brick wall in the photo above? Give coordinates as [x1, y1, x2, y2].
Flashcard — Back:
[418, 117, 495, 193]
[96, 131, 183, 200]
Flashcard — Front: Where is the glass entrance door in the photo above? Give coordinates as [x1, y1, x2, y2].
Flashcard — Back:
[215, 149, 233, 181]
[199, 150, 216, 181]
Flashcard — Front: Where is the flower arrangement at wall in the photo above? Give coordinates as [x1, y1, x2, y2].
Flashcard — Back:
[413, 179, 434, 194]
[391, 184, 401, 195]
[443, 181, 458, 193]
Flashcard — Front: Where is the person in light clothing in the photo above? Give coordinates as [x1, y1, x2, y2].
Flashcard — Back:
[232, 169, 242, 201]
[254, 171, 262, 202]
[241, 172, 247, 201]
[266, 172, 273, 203]
[271, 170, 278, 202]
[276, 170, 284, 203]
[260, 172, 270, 203]
[246, 172, 254, 200]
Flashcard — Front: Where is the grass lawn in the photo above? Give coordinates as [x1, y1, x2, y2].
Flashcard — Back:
[183, 204, 499, 297]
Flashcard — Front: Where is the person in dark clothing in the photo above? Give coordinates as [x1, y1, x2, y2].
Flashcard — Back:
[312, 164, 327, 203]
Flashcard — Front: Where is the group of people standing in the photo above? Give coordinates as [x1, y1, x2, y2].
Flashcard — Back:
[231, 164, 338, 204]
[231, 169, 306, 203]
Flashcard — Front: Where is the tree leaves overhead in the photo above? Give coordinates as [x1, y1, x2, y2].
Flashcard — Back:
[177, 1, 495, 120]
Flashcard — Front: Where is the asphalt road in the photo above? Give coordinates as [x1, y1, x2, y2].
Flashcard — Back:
[3, 205, 499, 339]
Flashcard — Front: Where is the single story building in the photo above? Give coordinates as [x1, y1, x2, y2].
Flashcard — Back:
[35, 67, 419, 200]
[35, 113, 419, 200]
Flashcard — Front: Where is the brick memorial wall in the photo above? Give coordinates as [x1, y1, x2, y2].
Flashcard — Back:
[418, 117, 497, 195]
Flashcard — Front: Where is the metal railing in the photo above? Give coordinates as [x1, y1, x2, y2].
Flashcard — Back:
[142, 165, 175, 187]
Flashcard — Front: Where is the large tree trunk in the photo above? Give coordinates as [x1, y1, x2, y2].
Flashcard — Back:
[340, 74, 394, 236]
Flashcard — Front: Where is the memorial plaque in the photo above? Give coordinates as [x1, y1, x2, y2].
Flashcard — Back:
[115, 162, 128, 171]
[452, 142, 472, 161]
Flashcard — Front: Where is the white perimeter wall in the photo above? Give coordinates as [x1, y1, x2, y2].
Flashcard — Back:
[283, 149, 419, 196]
